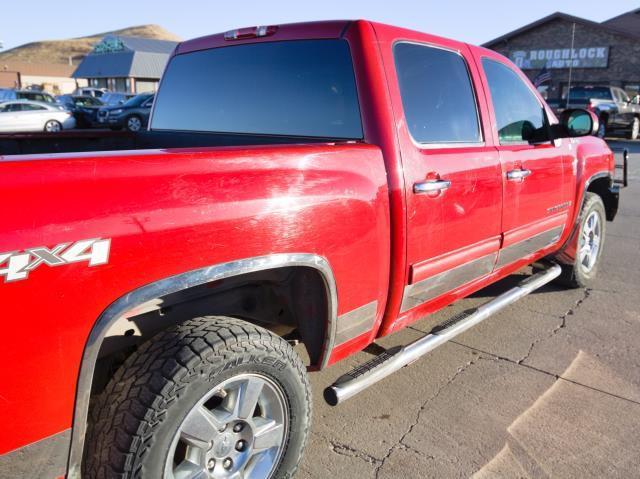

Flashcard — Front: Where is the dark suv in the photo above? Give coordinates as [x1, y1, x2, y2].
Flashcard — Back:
[57, 95, 105, 128]
[96, 93, 154, 131]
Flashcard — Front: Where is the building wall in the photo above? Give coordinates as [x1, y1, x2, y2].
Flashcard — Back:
[0, 71, 20, 89]
[488, 18, 640, 99]
[20, 75, 87, 94]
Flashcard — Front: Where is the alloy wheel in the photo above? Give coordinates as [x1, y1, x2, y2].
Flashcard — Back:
[165, 373, 288, 479]
[45, 120, 61, 132]
[127, 116, 142, 131]
[578, 210, 601, 273]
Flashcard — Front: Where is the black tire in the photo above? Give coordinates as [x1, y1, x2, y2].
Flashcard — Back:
[84, 316, 311, 479]
[628, 117, 640, 140]
[557, 192, 606, 288]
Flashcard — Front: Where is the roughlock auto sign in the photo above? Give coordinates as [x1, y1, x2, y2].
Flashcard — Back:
[510, 46, 609, 69]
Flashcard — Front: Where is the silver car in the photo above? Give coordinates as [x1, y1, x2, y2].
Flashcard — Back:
[0, 100, 76, 132]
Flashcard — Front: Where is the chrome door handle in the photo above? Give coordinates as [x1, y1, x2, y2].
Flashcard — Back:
[506, 168, 532, 181]
[413, 179, 451, 194]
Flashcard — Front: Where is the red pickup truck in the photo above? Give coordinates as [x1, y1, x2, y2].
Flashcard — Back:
[0, 20, 623, 479]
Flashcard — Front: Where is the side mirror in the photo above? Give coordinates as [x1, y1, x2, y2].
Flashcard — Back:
[555, 109, 598, 138]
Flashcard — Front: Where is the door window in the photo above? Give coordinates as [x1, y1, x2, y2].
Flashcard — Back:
[482, 58, 547, 144]
[394, 42, 481, 144]
[20, 104, 46, 111]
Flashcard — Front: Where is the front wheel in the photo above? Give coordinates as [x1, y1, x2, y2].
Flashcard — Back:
[557, 192, 606, 288]
[125, 115, 143, 132]
[84, 317, 312, 479]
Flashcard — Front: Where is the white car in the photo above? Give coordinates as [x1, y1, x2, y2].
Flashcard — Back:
[0, 100, 76, 132]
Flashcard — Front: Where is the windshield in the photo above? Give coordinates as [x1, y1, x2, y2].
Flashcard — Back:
[568, 87, 612, 100]
[122, 94, 152, 108]
[75, 96, 103, 107]
[151, 39, 363, 139]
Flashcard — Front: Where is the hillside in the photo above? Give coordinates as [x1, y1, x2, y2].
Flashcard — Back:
[0, 25, 181, 65]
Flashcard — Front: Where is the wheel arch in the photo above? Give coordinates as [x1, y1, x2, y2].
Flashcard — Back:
[67, 253, 337, 479]
[554, 171, 616, 265]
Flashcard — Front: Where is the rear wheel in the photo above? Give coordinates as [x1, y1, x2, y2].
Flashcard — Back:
[84, 317, 312, 479]
[44, 120, 62, 132]
[557, 192, 606, 288]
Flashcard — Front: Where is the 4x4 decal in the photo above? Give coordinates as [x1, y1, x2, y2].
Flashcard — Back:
[0, 238, 111, 283]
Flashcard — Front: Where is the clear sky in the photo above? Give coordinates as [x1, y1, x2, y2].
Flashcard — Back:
[0, 0, 636, 51]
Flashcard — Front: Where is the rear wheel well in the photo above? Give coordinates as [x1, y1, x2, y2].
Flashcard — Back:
[587, 176, 618, 221]
[91, 266, 329, 396]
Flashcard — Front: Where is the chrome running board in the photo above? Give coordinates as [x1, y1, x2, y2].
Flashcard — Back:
[324, 263, 562, 406]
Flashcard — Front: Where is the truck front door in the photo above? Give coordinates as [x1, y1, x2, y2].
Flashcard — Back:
[477, 53, 573, 270]
[378, 33, 503, 322]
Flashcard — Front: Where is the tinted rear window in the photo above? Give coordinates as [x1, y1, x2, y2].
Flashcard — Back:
[568, 87, 611, 100]
[151, 39, 362, 139]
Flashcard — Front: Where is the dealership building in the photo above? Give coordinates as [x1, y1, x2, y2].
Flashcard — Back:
[72, 35, 177, 94]
[484, 9, 640, 100]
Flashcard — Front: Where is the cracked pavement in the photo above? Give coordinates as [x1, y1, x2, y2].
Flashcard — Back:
[298, 140, 640, 478]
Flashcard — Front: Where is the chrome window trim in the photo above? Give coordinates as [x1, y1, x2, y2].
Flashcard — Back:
[393, 40, 485, 148]
[66, 253, 337, 479]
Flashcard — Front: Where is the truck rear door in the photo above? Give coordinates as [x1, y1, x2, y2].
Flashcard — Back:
[475, 50, 573, 270]
[611, 87, 634, 127]
[375, 28, 503, 321]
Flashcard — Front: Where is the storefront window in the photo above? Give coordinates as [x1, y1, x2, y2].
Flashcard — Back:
[115, 78, 127, 92]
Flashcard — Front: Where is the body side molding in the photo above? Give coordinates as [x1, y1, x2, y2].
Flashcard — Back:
[67, 253, 338, 479]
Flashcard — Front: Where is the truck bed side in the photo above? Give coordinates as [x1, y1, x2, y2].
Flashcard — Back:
[0, 142, 390, 454]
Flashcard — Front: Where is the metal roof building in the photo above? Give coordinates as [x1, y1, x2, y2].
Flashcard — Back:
[484, 8, 640, 100]
[72, 35, 177, 94]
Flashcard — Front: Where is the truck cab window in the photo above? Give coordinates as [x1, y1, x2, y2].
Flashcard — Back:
[151, 39, 362, 139]
[482, 58, 547, 144]
[394, 42, 481, 144]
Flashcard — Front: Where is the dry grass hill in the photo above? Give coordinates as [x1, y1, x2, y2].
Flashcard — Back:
[0, 25, 181, 65]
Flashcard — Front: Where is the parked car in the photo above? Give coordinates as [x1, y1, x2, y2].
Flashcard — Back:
[56, 95, 105, 128]
[547, 85, 640, 139]
[97, 92, 154, 131]
[0, 21, 623, 479]
[100, 92, 135, 107]
[0, 99, 75, 132]
[0, 88, 56, 104]
[73, 87, 108, 98]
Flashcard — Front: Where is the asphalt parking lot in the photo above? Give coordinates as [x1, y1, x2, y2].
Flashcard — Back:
[299, 140, 640, 478]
